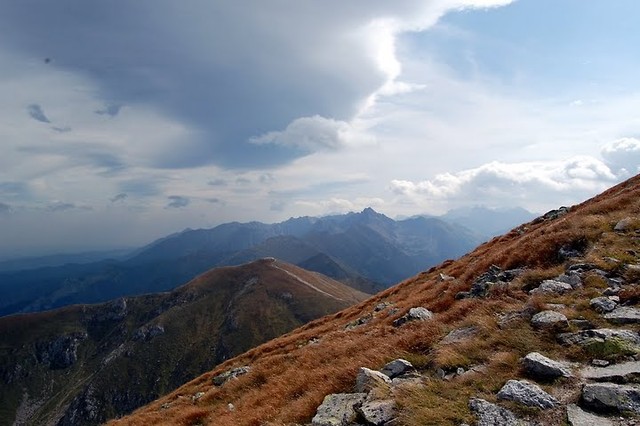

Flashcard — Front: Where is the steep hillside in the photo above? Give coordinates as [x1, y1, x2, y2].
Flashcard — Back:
[0, 209, 480, 317]
[0, 259, 367, 426]
[112, 174, 640, 426]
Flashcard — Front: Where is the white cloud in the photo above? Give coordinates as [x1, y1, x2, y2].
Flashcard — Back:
[250, 115, 351, 151]
[601, 137, 640, 176]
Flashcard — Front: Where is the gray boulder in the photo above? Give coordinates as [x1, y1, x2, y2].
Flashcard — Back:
[441, 326, 479, 344]
[530, 310, 568, 330]
[581, 360, 640, 383]
[566, 404, 613, 426]
[212, 366, 251, 386]
[392, 307, 433, 327]
[355, 367, 391, 393]
[522, 352, 572, 379]
[468, 398, 522, 426]
[530, 280, 573, 295]
[558, 328, 640, 347]
[604, 307, 640, 324]
[356, 399, 396, 426]
[556, 272, 583, 289]
[380, 359, 413, 379]
[497, 379, 558, 409]
[582, 382, 640, 414]
[311, 393, 367, 426]
[614, 217, 634, 232]
[589, 297, 618, 313]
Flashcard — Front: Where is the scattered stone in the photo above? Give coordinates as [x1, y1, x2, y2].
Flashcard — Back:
[627, 264, 640, 273]
[355, 367, 391, 393]
[582, 382, 640, 414]
[392, 307, 433, 327]
[592, 359, 610, 367]
[391, 373, 426, 389]
[439, 273, 455, 282]
[530, 310, 569, 330]
[497, 379, 559, 409]
[536, 206, 569, 222]
[380, 359, 413, 379]
[456, 367, 465, 375]
[545, 303, 566, 311]
[557, 328, 640, 347]
[469, 398, 523, 426]
[311, 393, 367, 426]
[345, 313, 372, 330]
[522, 352, 572, 379]
[356, 399, 396, 426]
[440, 326, 479, 344]
[605, 307, 640, 324]
[567, 263, 597, 273]
[566, 404, 613, 426]
[590, 297, 618, 313]
[374, 302, 391, 312]
[603, 287, 620, 296]
[212, 366, 251, 386]
[581, 360, 640, 383]
[614, 217, 635, 232]
[192, 392, 204, 402]
[530, 280, 573, 295]
[556, 272, 583, 288]
[569, 319, 594, 330]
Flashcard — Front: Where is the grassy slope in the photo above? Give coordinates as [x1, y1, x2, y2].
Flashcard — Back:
[111, 174, 640, 426]
[0, 259, 367, 425]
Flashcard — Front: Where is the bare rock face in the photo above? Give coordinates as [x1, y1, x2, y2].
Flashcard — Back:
[35, 332, 88, 369]
[311, 393, 367, 426]
[355, 367, 391, 393]
[530, 310, 569, 330]
[380, 359, 414, 379]
[582, 382, 640, 414]
[581, 360, 640, 383]
[497, 380, 559, 409]
[468, 398, 523, 426]
[522, 352, 572, 379]
[566, 404, 613, 426]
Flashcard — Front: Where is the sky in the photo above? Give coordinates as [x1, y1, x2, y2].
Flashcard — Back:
[1, 0, 639, 258]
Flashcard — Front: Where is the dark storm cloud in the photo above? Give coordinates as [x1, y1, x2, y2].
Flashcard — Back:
[0, 1, 390, 169]
[166, 196, 190, 208]
[27, 104, 50, 123]
[110, 193, 128, 202]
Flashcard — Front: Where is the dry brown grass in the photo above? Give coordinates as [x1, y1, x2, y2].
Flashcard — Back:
[110, 174, 640, 426]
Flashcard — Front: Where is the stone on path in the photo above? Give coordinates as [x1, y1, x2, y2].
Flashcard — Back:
[581, 360, 640, 383]
[566, 404, 613, 426]
[582, 382, 640, 414]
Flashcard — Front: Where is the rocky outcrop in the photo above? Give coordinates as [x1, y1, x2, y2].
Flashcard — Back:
[355, 367, 391, 393]
[582, 382, 640, 414]
[132, 324, 165, 341]
[497, 379, 558, 409]
[581, 360, 640, 383]
[566, 404, 613, 426]
[522, 352, 572, 379]
[392, 307, 433, 327]
[468, 398, 522, 426]
[311, 393, 367, 426]
[212, 366, 251, 386]
[35, 332, 88, 369]
[529, 280, 573, 295]
[380, 359, 413, 379]
[356, 399, 396, 426]
[455, 265, 524, 299]
[530, 310, 568, 330]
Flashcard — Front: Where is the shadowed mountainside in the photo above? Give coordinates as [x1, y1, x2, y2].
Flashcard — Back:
[0, 259, 368, 426]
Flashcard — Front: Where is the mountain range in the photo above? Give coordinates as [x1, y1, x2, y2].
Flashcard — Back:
[0, 208, 483, 317]
[0, 259, 367, 425]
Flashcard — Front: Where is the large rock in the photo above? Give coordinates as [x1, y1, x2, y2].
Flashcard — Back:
[557, 328, 640, 347]
[380, 359, 413, 379]
[590, 297, 618, 314]
[566, 404, 613, 426]
[530, 310, 568, 330]
[355, 367, 392, 393]
[581, 360, 640, 383]
[614, 217, 635, 232]
[522, 352, 572, 379]
[530, 280, 573, 295]
[440, 326, 479, 344]
[392, 307, 433, 327]
[582, 382, 640, 414]
[356, 399, 396, 426]
[468, 398, 522, 426]
[604, 307, 640, 324]
[212, 366, 251, 386]
[497, 379, 558, 409]
[311, 393, 367, 426]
